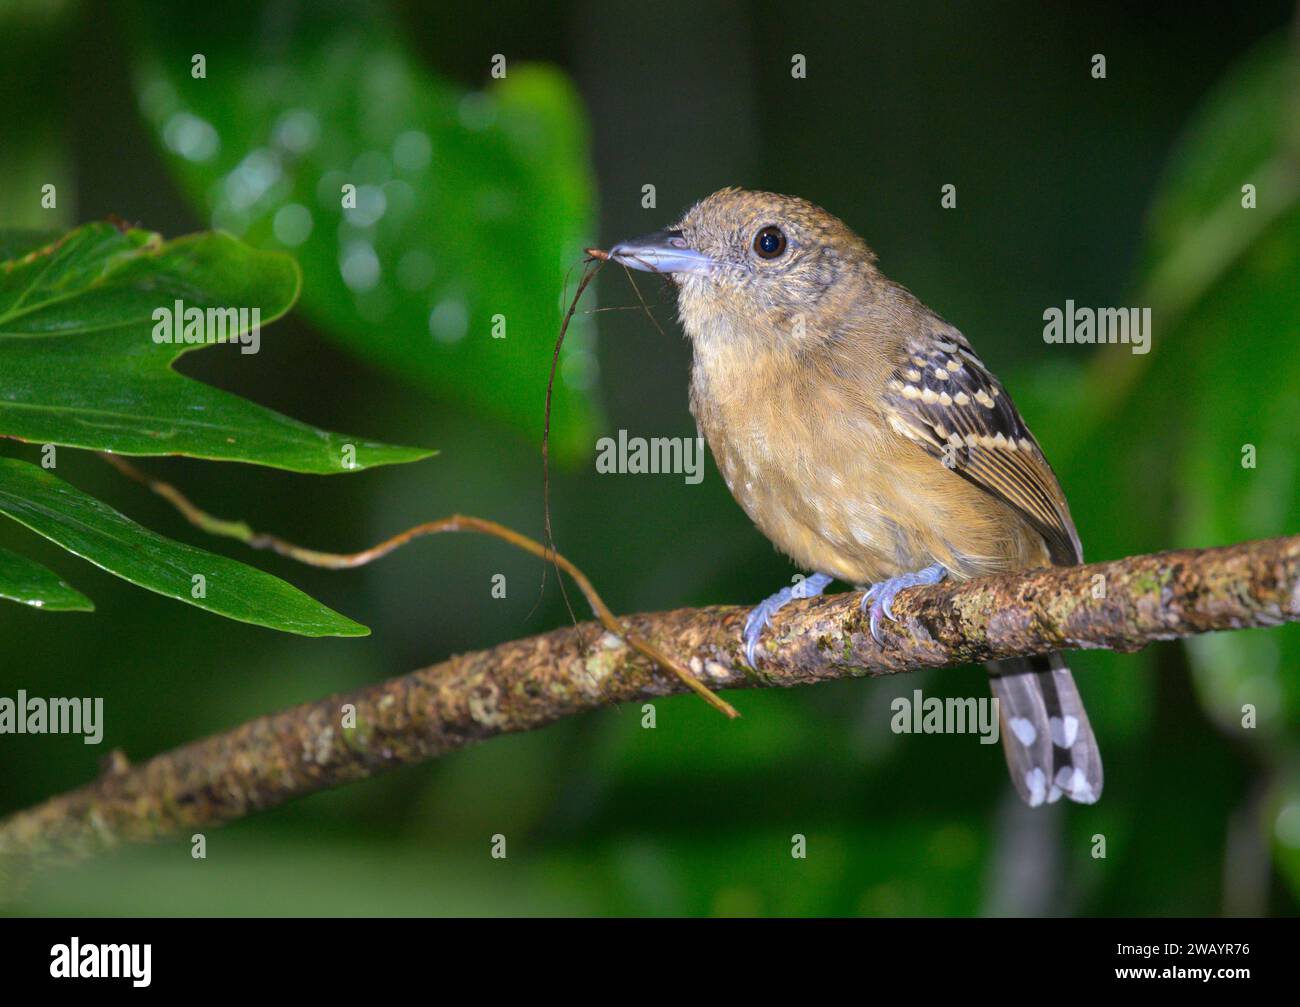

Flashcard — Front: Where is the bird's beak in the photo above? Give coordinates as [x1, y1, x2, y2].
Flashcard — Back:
[607, 228, 713, 276]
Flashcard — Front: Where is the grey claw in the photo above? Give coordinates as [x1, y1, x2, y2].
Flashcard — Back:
[742, 604, 773, 667]
[742, 574, 834, 669]
[859, 564, 947, 647]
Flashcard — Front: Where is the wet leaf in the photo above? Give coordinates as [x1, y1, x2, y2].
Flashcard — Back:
[131, 1, 601, 460]
[0, 546, 93, 612]
[0, 222, 432, 473]
[0, 458, 367, 637]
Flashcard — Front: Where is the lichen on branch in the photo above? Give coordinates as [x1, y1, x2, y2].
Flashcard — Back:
[2, 533, 1298, 888]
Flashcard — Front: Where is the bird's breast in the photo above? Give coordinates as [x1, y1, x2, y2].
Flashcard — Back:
[689, 344, 920, 583]
[687, 336, 1046, 584]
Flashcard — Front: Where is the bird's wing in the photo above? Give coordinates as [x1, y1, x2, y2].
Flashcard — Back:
[881, 325, 1082, 565]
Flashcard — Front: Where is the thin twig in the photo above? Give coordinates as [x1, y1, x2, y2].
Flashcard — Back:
[97, 453, 740, 718]
[539, 255, 603, 628]
[3, 532, 1297, 881]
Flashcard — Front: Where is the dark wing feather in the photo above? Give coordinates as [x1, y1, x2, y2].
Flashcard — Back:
[882, 324, 1082, 565]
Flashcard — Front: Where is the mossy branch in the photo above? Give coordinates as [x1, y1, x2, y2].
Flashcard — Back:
[2, 533, 1299, 886]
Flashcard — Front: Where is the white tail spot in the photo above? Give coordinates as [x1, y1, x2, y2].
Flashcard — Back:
[1049, 715, 1080, 749]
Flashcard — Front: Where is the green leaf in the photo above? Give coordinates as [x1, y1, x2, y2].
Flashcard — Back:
[0, 222, 432, 473]
[0, 458, 366, 637]
[1138, 37, 1300, 737]
[1033, 35, 1300, 761]
[0, 546, 93, 612]
[130, 1, 601, 460]
[1079, 29, 1300, 787]
[0, 229, 60, 261]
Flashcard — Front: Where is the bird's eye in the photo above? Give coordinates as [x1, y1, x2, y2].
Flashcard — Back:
[753, 225, 787, 259]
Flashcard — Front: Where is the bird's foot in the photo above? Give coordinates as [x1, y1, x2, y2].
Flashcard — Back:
[742, 572, 833, 668]
[859, 564, 947, 644]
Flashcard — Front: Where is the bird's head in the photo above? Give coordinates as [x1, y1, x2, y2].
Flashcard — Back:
[607, 187, 878, 355]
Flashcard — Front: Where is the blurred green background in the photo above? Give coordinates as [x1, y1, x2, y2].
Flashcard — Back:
[2, 0, 1299, 915]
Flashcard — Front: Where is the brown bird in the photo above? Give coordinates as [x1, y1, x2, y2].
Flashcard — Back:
[607, 187, 1102, 807]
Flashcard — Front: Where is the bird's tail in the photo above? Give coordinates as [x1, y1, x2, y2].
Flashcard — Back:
[987, 653, 1103, 806]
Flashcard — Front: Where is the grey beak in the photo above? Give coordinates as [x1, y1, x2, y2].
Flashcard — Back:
[608, 228, 713, 276]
